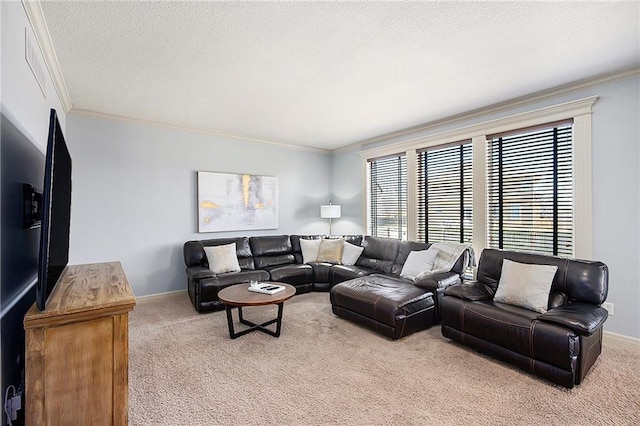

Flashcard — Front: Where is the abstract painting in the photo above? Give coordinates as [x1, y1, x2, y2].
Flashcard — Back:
[197, 171, 278, 233]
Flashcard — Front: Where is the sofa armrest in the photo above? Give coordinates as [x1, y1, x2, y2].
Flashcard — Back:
[444, 281, 495, 301]
[539, 303, 608, 336]
[414, 272, 460, 291]
[186, 266, 215, 281]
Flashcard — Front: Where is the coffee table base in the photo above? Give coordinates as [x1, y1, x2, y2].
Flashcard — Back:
[225, 303, 284, 339]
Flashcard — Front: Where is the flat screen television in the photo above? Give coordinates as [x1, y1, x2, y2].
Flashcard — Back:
[36, 109, 72, 311]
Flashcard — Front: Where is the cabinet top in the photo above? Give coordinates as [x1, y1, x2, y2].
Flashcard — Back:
[24, 261, 136, 328]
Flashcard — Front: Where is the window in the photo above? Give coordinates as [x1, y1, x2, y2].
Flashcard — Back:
[487, 121, 573, 257]
[416, 141, 472, 244]
[367, 154, 407, 239]
[360, 97, 594, 258]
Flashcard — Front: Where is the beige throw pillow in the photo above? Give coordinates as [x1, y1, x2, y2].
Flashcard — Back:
[203, 243, 241, 274]
[493, 259, 558, 313]
[315, 238, 345, 264]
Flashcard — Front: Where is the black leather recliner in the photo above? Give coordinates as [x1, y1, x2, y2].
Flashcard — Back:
[441, 249, 609, 388]
[250, 235, 314, 293]
[184, 237, 269, 312]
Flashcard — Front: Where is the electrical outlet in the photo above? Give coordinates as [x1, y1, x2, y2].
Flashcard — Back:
[11, 394, 21, 411]
[602, 302, 614, 316]
[3, 391, 22, 421]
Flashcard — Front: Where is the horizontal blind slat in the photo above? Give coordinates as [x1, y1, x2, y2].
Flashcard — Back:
[368, 153, 407, 240]
[416, 141, 472, 244]
[487, 124, 573, 256]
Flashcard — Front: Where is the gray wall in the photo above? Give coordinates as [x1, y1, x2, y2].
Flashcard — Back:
[66, 75, 640, 339]
[65, 114, 332, 297]
[331, 74, 640, 339]
[329, 148, 364, 236]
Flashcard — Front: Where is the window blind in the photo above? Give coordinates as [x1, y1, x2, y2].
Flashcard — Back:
[416, 141, 473, 244]
[367, 154, 407, 240]
[487, 122, 573, 257]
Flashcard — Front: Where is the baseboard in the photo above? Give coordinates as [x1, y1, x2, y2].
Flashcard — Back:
[603, 330, 640, 351]
[135, 289, 187, 304]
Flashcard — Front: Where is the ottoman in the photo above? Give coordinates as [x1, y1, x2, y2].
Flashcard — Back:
[329, 274, 435, 339]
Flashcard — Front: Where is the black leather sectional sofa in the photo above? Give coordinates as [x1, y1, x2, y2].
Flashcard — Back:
[441, 249, 609, 388]
[183, 234, 470, 338]
[184, 235, 610, 386]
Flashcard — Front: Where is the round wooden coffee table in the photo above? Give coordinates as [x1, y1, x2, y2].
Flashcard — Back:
[217, 282, 296, 339]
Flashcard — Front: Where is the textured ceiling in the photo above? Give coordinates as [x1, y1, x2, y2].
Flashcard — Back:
[40, 1, 639, 150]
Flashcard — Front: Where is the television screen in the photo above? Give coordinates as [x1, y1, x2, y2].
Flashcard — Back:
[36, 109, 72, 311]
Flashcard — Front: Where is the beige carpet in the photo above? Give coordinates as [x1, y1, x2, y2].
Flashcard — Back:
[129, 292, 640, 425]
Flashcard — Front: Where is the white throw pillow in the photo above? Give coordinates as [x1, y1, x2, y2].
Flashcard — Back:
[299, 238, 322, 264]
[493, 259, 558, 313]
[203, 243, 241, 274]
[400, 249, 438, 281]
[341, 242, 364, 266]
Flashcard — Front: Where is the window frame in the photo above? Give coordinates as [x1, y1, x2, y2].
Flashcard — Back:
[486, 122, 574, 257]
[360, 96, 597, 260]
[415, 140, 473, 245]
[365, 153, 408, 240]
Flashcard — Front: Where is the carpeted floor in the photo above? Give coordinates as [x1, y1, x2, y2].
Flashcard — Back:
[129, 292, 640, 425]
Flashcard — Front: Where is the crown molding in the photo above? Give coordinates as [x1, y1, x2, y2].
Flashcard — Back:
[22, 0, 72, 112]
[68, 109, 331, 154]
[360, 96, 599, 160]
[341, 67, 639, 154]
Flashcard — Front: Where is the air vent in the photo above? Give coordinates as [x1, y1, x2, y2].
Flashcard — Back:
[25, 27, 47, 98]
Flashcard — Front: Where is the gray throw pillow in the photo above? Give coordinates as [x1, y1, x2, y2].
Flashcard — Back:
[400, 249, 438, 281]
[493, 259, 558, 313]
[341, 242, 364, 266]
[203, 243, 241, 274]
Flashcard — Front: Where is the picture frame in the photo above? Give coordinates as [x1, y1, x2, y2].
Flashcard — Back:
[197, 171, 278, 233]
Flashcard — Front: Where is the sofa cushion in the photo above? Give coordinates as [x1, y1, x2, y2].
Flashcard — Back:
[250, 235, 292, 256]
[214, 270, 270, 286]
[341, 242, 364, 266]
[400, 249, 438, 281]
[476, 249, 608, 306]
[444, 282, 495, 301]
[184, 237, 255, 270]
[330, 264, 375, 285]
[203, 243, 241, 274]
[494, 259, 558, 313]
[250, 235, 295, 269]
[330, 274, 434, 328]
[266, 264, 314, 285]
[357, 236, 401, 274]
[442, 297, 579, 372]
[309, 262, 332, 283]
[299, 238, 321, 263]
[316, 238, 345, 263]
[540, 303, 609, 336]
[394, 241, 431, 275]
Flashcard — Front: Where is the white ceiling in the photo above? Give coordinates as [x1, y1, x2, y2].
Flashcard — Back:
[39, 1, 639, 151]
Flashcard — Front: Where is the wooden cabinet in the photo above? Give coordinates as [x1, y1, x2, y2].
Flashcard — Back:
[23, 262, 136, 425]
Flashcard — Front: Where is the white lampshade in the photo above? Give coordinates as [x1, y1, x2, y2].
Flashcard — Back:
[320, 204, 341, 219]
